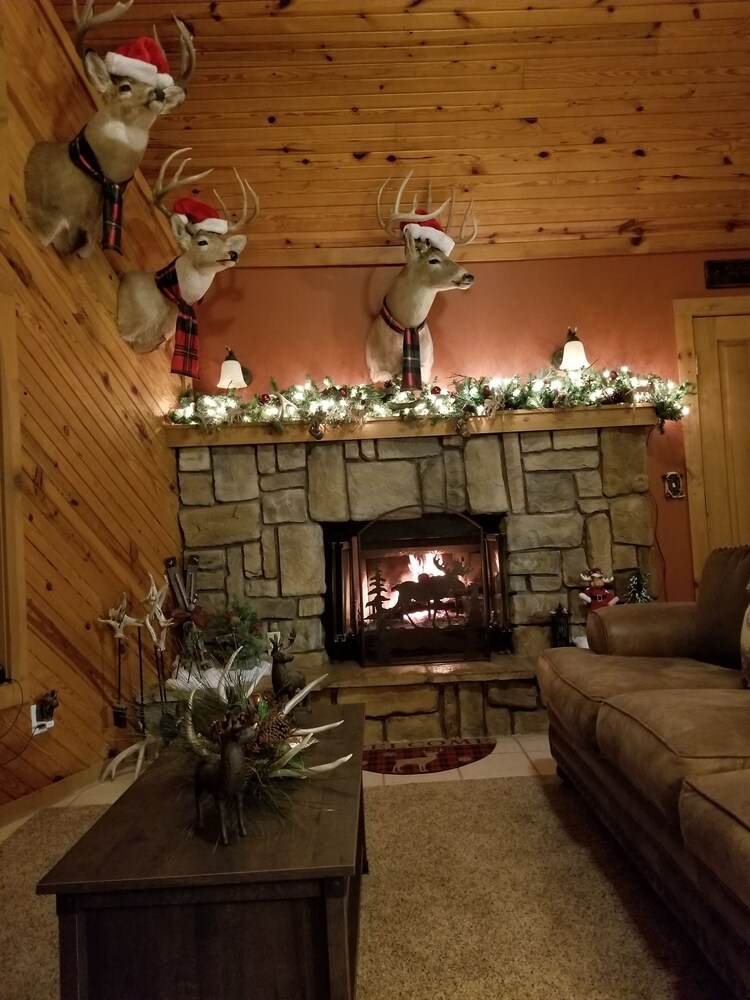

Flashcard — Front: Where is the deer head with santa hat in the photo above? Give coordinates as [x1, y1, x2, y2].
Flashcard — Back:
[24, 0, 196, 257]
[366, 172, 476, 389]
[117, 148, 259, 377]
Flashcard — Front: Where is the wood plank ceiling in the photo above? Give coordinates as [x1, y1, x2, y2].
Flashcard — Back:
[49, 0, 750, 266]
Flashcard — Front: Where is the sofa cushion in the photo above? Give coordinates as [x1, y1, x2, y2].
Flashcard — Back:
[695, 545, 750, 668]
[596, 689, 750, 825]
[680, 769, 750, 912]
[536, 646, 742, 750]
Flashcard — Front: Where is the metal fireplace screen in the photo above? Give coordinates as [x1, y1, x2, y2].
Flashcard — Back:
[326, 511, 507, 666]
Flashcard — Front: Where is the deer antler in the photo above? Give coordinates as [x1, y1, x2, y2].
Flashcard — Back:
[377, 171, 477, 246]
[73, 0, 134, 58]
[212, 169, 260, 234]
[376, 171, 451, 241]
[152, 147, 213, 220]
[152, 15, 197, 90]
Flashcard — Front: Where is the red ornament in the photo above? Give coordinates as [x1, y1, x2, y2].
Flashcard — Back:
[259, 393, 272, 404]
[431, 385, 442, 395]
[608, 370, 619, 381]
[482, 385, 492, 398]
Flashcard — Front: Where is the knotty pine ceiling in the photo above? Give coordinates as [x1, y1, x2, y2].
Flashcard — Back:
[50, 0, 750, 266]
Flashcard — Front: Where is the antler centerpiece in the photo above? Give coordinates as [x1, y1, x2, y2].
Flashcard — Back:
[366, 171, 477, 389]
[24, 0, 196, 257]
[116, 147, 259, 376]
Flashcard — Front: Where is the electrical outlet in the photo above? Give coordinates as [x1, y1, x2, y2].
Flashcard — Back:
[30, 704, 54, 735]
[662, 471, 686, 500]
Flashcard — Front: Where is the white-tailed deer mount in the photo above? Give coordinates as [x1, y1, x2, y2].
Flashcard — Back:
[117, 148, 258, 378]
[366, 173, 476, 389]
[24, 0, 195, 257]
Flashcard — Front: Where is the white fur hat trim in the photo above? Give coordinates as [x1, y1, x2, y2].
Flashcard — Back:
[104, 52, 174, 89]
[403, 223, 455, 256]
[175, 214, 229, 235]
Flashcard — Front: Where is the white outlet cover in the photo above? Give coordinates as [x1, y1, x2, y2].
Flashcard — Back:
[30, 705, 54, 734]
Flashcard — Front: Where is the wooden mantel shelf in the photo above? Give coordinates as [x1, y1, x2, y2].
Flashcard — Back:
[164, 404, 659, 449]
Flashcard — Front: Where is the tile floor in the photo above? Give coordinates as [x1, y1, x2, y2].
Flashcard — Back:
[0, 730, 554, 844]
[362, 731, 555, 786]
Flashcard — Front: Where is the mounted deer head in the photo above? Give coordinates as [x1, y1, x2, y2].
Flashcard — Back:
[117, 148, 259, 376]
[24, 0, 195, 257]
[366, 172, 477, 389]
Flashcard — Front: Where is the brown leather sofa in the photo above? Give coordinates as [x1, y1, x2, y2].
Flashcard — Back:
[537, 546, 750, 999]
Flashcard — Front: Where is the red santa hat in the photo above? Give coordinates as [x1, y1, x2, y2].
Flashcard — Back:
[173, 196, 229, 235]
[402, 209, 455, 256]
[104, 37, 174, 89]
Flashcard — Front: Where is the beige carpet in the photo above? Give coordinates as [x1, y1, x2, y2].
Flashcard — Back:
[0, 780, 731, 1000]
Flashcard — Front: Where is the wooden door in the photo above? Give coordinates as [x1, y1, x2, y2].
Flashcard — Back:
[675, 296, 750, 581]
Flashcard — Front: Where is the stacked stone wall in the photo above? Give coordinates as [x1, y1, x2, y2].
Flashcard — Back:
[176, 426, 653, 669]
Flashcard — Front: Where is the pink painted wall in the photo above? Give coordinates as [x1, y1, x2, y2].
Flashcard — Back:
[196, 250, 748, 602]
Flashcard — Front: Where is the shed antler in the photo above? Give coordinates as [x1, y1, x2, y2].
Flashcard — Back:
[73, 0, 134, 57]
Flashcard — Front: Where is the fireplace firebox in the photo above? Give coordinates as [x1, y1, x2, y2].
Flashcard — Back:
[322, 510, 509, 666]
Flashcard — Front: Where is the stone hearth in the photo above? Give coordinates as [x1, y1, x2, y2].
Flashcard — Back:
[172, 413, 654, 740]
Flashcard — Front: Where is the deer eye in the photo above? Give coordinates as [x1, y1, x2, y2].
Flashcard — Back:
[118, 83, 132, 94]
[197, 239, 209, 247]
[428, 257, 440, 265]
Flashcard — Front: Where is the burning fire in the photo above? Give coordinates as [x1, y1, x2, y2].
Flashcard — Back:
[407, 551, 443, 579]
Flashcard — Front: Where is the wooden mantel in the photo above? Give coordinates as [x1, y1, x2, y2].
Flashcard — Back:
[165, 403, 659, 448]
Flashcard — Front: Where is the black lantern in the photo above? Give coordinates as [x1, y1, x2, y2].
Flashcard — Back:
[550, 603, 572, 647]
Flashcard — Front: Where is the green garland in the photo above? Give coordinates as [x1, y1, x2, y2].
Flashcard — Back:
[169, 368, 693, 434]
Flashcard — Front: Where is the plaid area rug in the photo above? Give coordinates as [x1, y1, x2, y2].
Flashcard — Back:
[363, 737, 496, 774]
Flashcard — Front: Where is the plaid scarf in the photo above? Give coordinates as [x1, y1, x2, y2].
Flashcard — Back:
[68, 130, 131, 253]
[380, 298, 425, 389]
[155, 260, 200, 380]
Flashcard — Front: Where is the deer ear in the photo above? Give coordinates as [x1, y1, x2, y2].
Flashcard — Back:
[225, 235, 247, 256]
[403, 228, 419, 261]
[170, 214, 192, 250]
[83, 52, 113, 94]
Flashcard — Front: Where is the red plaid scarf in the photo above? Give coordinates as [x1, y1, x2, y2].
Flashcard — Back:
[380, 298, 425, 389]
[68, 130, 131, 254]
[155, 260, 200, 380]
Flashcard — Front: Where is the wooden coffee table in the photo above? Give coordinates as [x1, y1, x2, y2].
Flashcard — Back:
[38, 702, 366, 1000]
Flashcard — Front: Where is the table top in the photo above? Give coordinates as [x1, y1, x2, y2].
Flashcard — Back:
[38, 702, 365, 896]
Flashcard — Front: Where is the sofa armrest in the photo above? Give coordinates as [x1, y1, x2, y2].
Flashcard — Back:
[586, 602, 700, 658]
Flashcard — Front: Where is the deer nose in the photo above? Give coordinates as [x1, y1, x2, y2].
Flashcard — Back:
[153, 89, 165, 102]
[228, 250, 239, 262]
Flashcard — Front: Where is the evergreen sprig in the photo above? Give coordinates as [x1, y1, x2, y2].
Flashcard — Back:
[169, 368, 693, 435]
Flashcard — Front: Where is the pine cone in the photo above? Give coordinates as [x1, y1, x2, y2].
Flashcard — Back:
[256, 710, 293, 749]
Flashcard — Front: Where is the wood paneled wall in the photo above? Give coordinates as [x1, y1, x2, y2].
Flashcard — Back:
[0, 1, 182, 805]
[50, 0, 750, 266]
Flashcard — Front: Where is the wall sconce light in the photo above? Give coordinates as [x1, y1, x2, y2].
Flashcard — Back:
[552, 327, 590, 372]
[217, 348, 251, 390]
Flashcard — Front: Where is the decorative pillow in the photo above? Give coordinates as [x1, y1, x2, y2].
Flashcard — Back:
[695, 546, 750, 668]
[741, 584, 750, 688]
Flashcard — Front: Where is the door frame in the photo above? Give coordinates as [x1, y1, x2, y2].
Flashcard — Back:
[674, 294, 750, 583]
[0, 287, 27, 704]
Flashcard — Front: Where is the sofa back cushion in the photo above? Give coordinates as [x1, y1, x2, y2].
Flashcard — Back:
[695, 546, 750, 668]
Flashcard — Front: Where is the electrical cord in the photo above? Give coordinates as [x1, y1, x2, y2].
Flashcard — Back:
[645, 425, 669, 601]
[0, 679, 36, 766]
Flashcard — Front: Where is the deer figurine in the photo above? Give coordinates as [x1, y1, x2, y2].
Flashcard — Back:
[270, 629, 307, 708]
[192, 706, 258, 846]
[24, 0, 195, 257]
[116, 148, 258, 376]
[366, 172, 477, 389]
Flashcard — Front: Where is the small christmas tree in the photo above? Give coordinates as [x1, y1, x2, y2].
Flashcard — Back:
[625, 569, 653, 604]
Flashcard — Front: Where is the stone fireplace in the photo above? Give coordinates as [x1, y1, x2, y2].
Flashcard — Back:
[172, 413, 654, 742]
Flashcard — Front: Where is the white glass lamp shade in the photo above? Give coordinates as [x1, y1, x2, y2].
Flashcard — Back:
[559, 329, 589, 372]
[217, 349, 247, 389]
